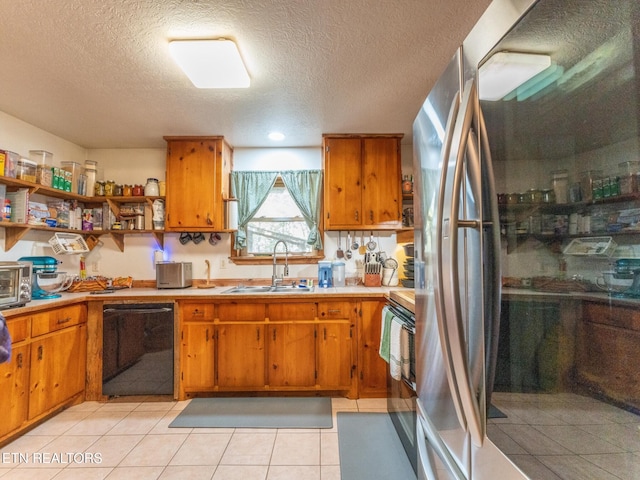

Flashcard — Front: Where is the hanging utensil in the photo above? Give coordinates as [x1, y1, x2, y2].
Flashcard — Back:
[351, 232, 359, 250]
[345, 231, 353, 259]
[367, 231, 377, 251]
[358, 232, 367, 255]
[337, 231, 344, 259]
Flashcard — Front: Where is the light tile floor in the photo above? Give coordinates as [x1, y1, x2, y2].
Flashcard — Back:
[489, 392, 640, 480]
[0, 398, 388, 480]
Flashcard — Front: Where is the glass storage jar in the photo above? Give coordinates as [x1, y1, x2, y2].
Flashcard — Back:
[551, 169, 568, 204]
[144, 178, 159, 196]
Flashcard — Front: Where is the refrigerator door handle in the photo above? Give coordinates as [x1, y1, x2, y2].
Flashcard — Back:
[416, 400, 467, 480]
[434, 93, 469, 433]
[445, 78, 485, 447]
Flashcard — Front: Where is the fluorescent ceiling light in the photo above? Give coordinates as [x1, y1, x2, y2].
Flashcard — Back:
[479, 52, 551, 101]
[268, 132, 285, 141]
[169, 39, 250, 88]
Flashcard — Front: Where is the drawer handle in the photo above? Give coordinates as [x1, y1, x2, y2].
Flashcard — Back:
[37, 345, 43, 360]
[56, 316, 71, 325]
[17, 352, 23, 368]
[206, 213, 213, 225]
[370, 210, 373, 221]
[257, 328, 260, 341]
[206, 328, 209, 342]
[192, 310, 204, 316]
[324, 328, 327, 340]
[355, 210, 359, 221]
[327, 309, 341, 314]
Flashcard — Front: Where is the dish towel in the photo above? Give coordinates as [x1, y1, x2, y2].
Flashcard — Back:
[389, 316, 403, 381]
[379, 306, 393, 363]
[0, 313, 11, 364]
[400, 326, 410, 380]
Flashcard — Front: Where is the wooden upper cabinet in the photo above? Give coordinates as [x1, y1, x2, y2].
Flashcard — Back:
[164, 136, 233, 231]
[323, 134, 403, 230]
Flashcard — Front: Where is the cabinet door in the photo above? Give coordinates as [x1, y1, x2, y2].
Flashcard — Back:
[0, 343, 30, 438]
[358, 301, 388, 397]
[268, 323, 316, 387]
[165, 138, 224, 230]
[362, 137, 402, 227]
[324, 137, 363, 229]
[181, 323, 215, 390]
[216, 323, 265, 388]
[317, 322, 353, 389]
[29, 325, 87, 419]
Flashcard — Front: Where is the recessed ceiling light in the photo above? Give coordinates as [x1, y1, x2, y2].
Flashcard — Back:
[268, 132, 285, 141]
[168, 39, 250, 89]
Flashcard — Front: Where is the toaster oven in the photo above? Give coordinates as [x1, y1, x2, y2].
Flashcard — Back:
[0, 261, 32, 308]
[156, 261, 193, 289]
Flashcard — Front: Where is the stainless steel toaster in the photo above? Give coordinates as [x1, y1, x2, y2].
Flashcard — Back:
[156, 261, 193, 289]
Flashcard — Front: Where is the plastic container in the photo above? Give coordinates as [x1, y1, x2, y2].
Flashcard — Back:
[332, 261, 345, 287]
[618, 161, 640, 195]
[318, 261, 333, 288]
[61, 161, 82, 193]
[16, 158, 37, 183]
[580, 169, 603, 203]
[29, 150, 53, 165]
[551, 169, 568, 204]
[84, 160, 97, 197]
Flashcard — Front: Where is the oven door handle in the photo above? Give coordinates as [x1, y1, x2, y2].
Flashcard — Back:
[103, 307, 173, 314]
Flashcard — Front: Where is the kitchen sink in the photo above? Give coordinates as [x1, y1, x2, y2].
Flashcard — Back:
[223, 285, 314, 294]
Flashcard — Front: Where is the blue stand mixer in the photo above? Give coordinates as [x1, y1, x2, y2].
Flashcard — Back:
[18, 256, 73, 299]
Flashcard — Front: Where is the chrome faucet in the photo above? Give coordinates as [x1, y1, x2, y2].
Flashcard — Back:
[271, 240, 289, 288]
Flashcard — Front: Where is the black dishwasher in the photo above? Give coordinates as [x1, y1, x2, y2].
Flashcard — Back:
[102, 303, 174, 396]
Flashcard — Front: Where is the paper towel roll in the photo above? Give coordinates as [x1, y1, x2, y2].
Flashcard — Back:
[226, 200, 238, 230]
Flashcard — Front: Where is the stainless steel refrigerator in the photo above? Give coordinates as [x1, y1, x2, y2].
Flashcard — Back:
[413, 0, 640, 478]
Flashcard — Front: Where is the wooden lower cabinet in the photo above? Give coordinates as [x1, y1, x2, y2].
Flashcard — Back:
[268, 323, 316, 387]
[181, 323, 215, 391]
[576, 301, 640, 410]
[217, 323, 265, 388]
[358, 300, 388, 397]
[0, 343, 30, 438]
[178, 299, 357, 398]
[317, 321, 353, 389]
[29, 324, 87, 419]
[1, 303, 87, 444]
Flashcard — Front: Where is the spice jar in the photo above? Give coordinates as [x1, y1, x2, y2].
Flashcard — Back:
[94, 181, 105, 196]
[104, 180, 116, 196]
[144, 178, 160, 196]
[123, 184, 132, 196]
[114, 184, 123, 196]
[132, 184, 144, 196]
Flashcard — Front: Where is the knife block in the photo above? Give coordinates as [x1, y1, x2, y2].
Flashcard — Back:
[364, 272, 381, 287]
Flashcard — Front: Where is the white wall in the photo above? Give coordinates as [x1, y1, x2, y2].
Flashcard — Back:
[0, 114, 411, 283]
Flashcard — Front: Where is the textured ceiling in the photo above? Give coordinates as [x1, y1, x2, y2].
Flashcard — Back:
[0, 0, 492, 149]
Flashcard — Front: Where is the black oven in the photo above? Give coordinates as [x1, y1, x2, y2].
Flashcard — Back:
[386, 299, 417, 474]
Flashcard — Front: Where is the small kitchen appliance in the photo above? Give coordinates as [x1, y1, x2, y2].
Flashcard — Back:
[0, 261, 33, 308]
[18, 256, 73, 299]
[156, 261, 193, 289]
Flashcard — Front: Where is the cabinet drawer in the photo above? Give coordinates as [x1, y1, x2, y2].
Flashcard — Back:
[584, 302, 640, 332]
[268, 302, 317, 321]
[31, 304, 87, 337]
[218, 303, 265, 321]
[181, 303, 215, 321]
[7, 316, 30, 343]
[319, 302, 355, 319]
